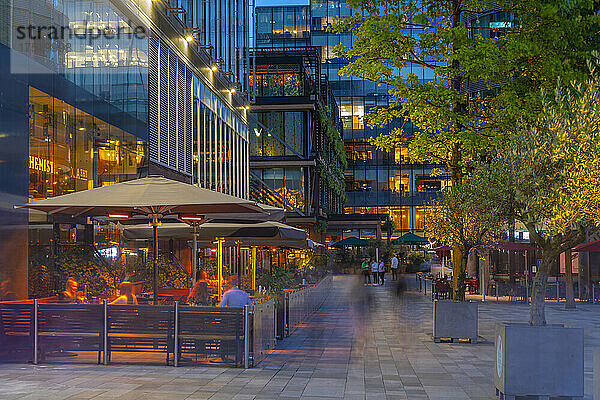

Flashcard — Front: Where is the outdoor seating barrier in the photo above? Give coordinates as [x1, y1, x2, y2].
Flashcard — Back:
[285, 276, 333, 336]
[0, 301, 251, 368]
[251, 298, 276, 366]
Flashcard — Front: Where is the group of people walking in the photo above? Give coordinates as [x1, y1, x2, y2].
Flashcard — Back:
[360, 254, 399, 286]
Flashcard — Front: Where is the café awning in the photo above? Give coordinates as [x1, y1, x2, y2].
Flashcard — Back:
[331, 236, 369, 248]
[122, 220, 306, 242]
[573, 239, 600, 252]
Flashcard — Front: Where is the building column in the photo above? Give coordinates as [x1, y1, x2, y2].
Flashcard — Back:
[409, 206, 417, 232]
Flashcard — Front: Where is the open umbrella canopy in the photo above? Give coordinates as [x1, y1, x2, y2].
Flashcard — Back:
[122, 221, 306, 242]
[433, 244, 452, 252]
[392, 232, 428, 245]
[332, 236, 369, 247]
[15, 176, 264, 217]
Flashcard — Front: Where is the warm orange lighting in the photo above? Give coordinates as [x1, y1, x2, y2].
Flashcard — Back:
[108, 214, 129, 219]
[185, 35, 194, 42]
[240, 247, 250, 250]
[181, 216, 203, 222]
[271, 247, 277, 252]
[210, 248, 217, 253]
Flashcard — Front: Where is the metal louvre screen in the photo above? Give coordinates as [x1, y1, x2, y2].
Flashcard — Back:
[158, 40, 169, 165]
[168, 53, 177, 168]
[148, 36, 159, 162]
[185, 68, 193, 175]
[148, 33, 193, 176]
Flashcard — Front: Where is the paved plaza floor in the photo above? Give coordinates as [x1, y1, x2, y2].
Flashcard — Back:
[1, 275, 599, 399]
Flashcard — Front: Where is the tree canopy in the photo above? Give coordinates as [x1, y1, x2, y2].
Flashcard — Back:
[331, 0, 600, 178]
[424, 181, 502, 300]
[470, 60, 600, 324]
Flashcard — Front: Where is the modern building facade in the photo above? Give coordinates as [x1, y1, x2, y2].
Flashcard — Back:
[0, 0, 251, 299]
[248, 47, 345, 239]
[255, 3, 450, 240]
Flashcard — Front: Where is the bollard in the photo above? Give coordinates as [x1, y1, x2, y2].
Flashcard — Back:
[244, 305, 250, 369]
[174, 301, 179, 367]
[496, 282, 499, 301]
[33, 299, 38, 365]
[595, 349, 600, 400]
[103, 300, 108, 365]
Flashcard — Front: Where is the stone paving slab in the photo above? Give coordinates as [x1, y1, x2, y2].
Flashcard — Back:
[1, 275, 599, 399]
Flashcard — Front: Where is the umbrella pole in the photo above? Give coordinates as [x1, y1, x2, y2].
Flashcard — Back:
[251, 247, 256, 291]
[217, 238, 223, 301]
[153, 223, 158, 304]
[192, 225, 198, 288]
[237, 241, 241, 289]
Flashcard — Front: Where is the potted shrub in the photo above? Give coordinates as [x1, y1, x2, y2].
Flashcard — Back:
[472, 72, 600, 398]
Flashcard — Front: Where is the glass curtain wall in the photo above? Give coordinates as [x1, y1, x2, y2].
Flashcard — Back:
[193, 76, 249, 198]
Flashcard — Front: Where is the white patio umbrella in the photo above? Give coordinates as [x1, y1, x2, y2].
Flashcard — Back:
[15, 176, 268, 302]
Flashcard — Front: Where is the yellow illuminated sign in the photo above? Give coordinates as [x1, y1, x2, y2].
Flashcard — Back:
[29, 156, 54, 173]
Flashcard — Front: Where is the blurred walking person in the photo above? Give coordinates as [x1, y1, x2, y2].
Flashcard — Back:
[361, 258, 371, 285]
[371, 259, 379, 286]
[390, 254, 398, 280]
[378, 259, 385, 285]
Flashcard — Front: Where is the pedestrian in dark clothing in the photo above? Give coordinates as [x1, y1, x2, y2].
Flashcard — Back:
[361, 259, 371, 285]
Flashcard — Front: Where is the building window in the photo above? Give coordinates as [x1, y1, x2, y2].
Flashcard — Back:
[28, 87, 147, 201]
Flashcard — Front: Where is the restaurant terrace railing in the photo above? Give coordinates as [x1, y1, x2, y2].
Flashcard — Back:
[0, 301, 248, 367]
[1, 276, 335, 368]
[285, 275, 333, 335]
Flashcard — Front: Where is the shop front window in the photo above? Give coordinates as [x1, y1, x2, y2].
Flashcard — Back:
[28, 87, 147, 201]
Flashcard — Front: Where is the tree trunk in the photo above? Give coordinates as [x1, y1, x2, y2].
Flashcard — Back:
[564, 249, 576, 309]
[454, 249, 468, 301]
[529, 254, 552, 326]
[452, 246, 462, 299]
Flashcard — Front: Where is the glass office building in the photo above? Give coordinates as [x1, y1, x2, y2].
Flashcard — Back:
[1, 0, 250, 299]
[255, 3, 450, 239]
[248, 48, 345, 238]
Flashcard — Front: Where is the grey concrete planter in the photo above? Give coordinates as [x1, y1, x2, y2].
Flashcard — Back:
[494, 322, 584, 399]
[433, 300, 478, 343]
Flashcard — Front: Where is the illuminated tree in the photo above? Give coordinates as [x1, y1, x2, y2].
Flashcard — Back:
[425, 181, 502, 300]
[331, 0, 599, 293]
[472, 62, 600, 325]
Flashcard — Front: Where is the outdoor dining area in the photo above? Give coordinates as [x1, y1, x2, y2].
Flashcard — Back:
[0, 177, 331, 368]
[418, 240, 600, 303]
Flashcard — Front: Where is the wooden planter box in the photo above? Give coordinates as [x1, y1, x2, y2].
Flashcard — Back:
[433, 300, 478, 343]
[494, 322, 584, 399]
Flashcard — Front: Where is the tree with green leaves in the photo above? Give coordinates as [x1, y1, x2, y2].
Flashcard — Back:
[331, 0, 599, 295]
[471, 62, 600, 325]
[424, 181, 502, 300]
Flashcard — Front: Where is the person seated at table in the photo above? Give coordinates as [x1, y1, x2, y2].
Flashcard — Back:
[0, 279, 17, 301]
[110, 281, 138, 305]
[75, 291, 89, 304]
[218, 282, 253, 309]
[59, 277, 79, 303]
[187, 281, 210, 306]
